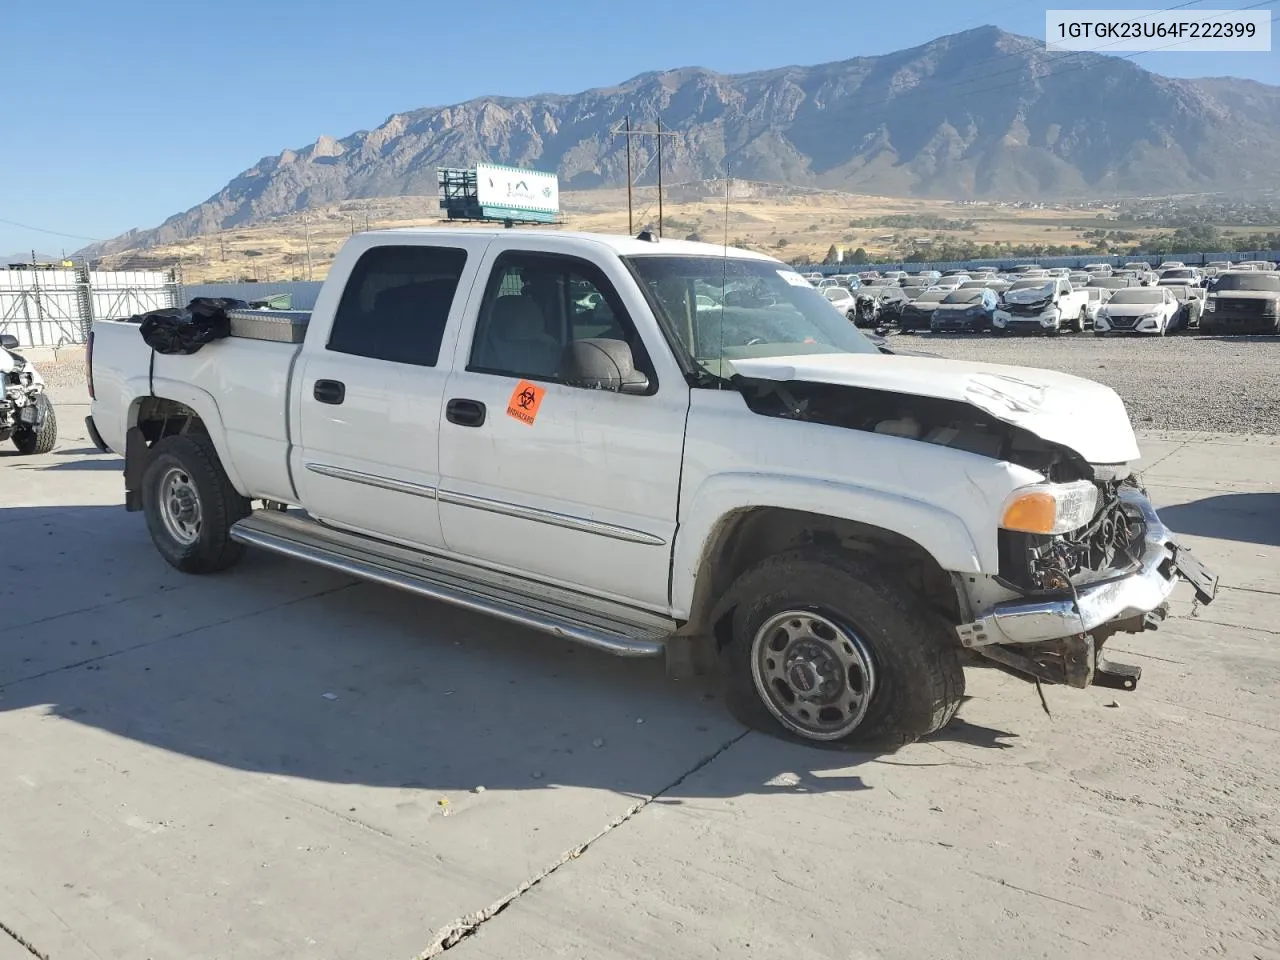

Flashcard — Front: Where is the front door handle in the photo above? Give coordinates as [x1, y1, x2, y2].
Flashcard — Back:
[446, 398, 486, 427]
[314, 379, 345, 405]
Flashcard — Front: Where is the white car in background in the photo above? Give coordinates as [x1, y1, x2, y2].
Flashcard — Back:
[1094, 287, 1180, 335]
[822, 285, 857, 319]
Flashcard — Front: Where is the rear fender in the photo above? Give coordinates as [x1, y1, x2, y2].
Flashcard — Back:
[124, 377, 247, 508]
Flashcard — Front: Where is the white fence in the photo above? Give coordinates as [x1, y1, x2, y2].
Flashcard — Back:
[0, 269, 177, 347]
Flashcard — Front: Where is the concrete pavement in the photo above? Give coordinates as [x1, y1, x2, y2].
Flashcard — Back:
[1, 388, 1277, 960]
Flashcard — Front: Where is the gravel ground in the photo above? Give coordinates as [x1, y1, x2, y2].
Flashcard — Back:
[27, 335, 1280, 434]
[896, 331, 1280, 434]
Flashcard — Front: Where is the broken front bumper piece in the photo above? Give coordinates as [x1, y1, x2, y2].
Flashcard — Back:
[955, 489, 1218, 690]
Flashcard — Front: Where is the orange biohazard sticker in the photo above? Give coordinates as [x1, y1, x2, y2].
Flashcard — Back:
[506, 380, 546, 425]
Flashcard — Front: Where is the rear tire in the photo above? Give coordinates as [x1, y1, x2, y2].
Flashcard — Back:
[12, 393, 57, 455]
[141, 433, 251, 573]
[717, 548, 964, 748]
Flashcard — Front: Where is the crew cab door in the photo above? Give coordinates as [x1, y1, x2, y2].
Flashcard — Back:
[292, 240, 480, 548]
[437, 243, 689, 610]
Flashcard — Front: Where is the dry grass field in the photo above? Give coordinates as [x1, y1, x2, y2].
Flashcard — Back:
[99, 185, 1156, 284]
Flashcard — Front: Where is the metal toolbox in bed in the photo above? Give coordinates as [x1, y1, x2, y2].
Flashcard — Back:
[226, 309, 311, 344]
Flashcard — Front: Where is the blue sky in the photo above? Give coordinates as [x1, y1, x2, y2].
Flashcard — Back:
[0, 0, 1275, 255]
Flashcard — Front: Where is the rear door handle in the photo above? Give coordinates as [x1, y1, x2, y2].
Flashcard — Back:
[446, 398, 486, 427]
[313, 379, 345, 405]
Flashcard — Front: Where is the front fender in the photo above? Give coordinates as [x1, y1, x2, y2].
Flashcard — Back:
[670, 472, 984, 618]
[126, 376, 248, 496]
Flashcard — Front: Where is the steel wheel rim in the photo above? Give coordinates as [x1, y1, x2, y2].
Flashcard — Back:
[750, 610, 877, 741]
[158, 465, 202, 546]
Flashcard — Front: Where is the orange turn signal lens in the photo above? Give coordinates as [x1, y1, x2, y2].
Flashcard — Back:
[1002, 492, 1058, 534]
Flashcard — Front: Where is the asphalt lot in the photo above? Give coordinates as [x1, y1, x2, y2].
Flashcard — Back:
[2, 379, 1279, 960]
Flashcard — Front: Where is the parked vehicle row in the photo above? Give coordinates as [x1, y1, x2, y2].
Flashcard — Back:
[810, 263, 1278, 337]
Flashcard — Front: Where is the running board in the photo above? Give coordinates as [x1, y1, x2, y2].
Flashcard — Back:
[230, 511, 673, 657]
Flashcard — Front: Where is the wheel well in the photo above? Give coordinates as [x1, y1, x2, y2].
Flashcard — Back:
[686, 507, 961, 643]
[131, 396, 209, 444]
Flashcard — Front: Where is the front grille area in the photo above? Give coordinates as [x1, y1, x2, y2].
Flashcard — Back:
[1107, 316, 1138, 330]
[998, 483, 1145, 594]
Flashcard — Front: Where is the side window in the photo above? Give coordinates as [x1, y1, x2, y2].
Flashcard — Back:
[468, 252, 652, 384]
[327, 245, 467, 366]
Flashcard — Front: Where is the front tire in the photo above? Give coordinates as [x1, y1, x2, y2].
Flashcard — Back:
[718, 548, 965, 748]
[12, 393, 57, 455]
[141, 433, 250, 573]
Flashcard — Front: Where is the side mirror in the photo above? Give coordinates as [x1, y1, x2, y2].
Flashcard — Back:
[0, 334, 18, 350]
[560, 338, 650, 395]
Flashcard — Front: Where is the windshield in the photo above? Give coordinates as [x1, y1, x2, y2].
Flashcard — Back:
[1214, 273, 1280, 292]
[626, 255, 879, 376]
[942, 290, 984, 304]
[1008, 280, 1054, 293]
[912, 291, 949, 304]
[1108, 290, 1165, 305]
[1161, 269, 1195, 279]
[823, 286, 851, 301]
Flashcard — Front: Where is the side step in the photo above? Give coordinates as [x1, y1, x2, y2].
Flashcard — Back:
[230, 510, 675, 657]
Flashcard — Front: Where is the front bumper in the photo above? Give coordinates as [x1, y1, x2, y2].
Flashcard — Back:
[956, 489, 1217, 649]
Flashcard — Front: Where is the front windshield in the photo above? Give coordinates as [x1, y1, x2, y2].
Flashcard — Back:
[1162, 269, 1195, 279]
[626, 255, 879, 376]
[942, 290, 984, 304]
[913, 291, 949, 303]
[1214, 273, 1280, 292]
[1108, 289, 1164, 304]
[1008, 280, 1055, 293]
[823, 286, 851, 301]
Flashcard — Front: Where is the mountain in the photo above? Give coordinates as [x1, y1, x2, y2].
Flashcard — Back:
[1, 251, 59, 265]
[87, 26, 1280, 255]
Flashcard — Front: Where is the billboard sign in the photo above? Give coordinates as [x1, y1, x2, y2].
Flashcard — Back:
[476, 163, 559, 217]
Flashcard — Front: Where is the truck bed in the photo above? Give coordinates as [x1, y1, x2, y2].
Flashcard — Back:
[89, 318, 304, 504]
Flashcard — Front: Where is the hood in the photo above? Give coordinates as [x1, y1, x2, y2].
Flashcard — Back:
[1002, 287, 1055, 305]
[727, 353, 1140, 464]
[933, 302, 985, 312]
[1102, 302, 1165, 315]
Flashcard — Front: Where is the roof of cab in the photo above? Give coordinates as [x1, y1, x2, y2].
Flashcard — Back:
[372, 227, 780, 262]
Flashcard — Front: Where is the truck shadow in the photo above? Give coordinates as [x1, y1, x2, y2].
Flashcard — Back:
[1157, 492, 1280, 547]
[0, 503, 1019, 803]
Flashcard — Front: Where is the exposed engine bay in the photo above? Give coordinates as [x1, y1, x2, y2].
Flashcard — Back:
[734, 377, 1145, 593]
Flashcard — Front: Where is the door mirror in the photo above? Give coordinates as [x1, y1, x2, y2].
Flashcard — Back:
[560, 338, 650, 395]
[0, 334, 18, 350]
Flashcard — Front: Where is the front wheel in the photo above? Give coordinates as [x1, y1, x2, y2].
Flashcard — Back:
[141, 433, 251, 573]
[718, 548, 964, 747]
[12, 393, 57, 455]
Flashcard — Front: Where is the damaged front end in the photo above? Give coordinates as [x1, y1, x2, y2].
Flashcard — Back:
[729, 365, 1219, 694]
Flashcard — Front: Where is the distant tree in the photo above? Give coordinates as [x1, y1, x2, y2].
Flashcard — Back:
[848, 247, 869, 264]
[777, 238, 789, 248]
[823, 244, 842, 264]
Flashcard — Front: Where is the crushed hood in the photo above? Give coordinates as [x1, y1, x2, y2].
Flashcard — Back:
[728, 353, 1140, 464]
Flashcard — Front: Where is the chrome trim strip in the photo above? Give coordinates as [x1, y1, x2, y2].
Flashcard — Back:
[438, 489, 666, 546]
[229, 522, 665, 657]
[304, 462, 437, 500]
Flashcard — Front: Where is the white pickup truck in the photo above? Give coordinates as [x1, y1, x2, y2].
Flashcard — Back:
[85, 229, 1217, 746]
[993, 277, 1092, 334]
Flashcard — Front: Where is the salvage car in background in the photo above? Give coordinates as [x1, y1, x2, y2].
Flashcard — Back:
[897, 289, 949, 332]
[929, 288, 999, 333]
[1160, 284, 1205, 332]
[1094, 287, 1179, 336]
[993, 278, 1090, 335]
[823, 285, 857, 319]
[852, 286, 907, 328]
[0, 333, 57, 454]
[1202, 271, 1280, 334]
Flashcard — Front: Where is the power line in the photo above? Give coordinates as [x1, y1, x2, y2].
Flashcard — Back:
[0, 216, 103, 243]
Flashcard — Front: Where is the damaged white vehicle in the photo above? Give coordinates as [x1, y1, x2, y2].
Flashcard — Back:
[85, 231, 1217, 746]
[0, 333, 57, 455]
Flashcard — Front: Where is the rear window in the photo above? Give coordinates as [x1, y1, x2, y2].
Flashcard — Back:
[328, 245, 467, 366]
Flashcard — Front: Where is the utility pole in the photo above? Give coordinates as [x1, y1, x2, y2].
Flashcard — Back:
[624, 116, 633, 234]
[611, 116, 678, 237]
[303, 211, 313, 281]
